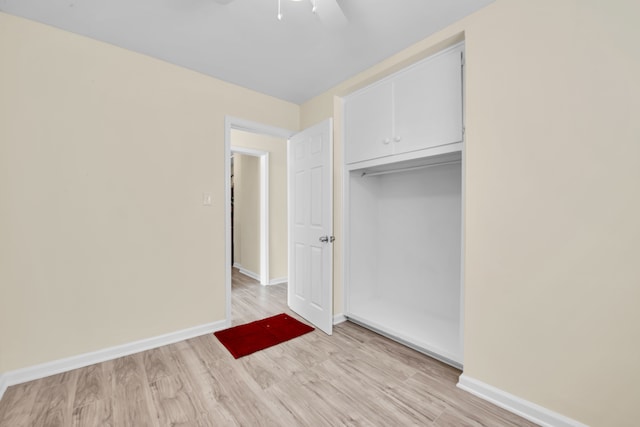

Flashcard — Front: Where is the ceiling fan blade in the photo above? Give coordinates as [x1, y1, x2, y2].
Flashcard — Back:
[315, 0, 348, 28]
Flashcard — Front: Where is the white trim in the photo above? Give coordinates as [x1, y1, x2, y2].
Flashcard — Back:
[0, 373, 8, 401]
[233, 265, 286, 287]
[457, 375, 589, 427]
[231, 145, 270, 286]
[238, 267, 261, 282]
[0, 321, 226, 395]
[333, 314, 347, 325]
[340, 97, 351, 323]
[459, 46, 466, 362]
[225, 116, 295, 325]
[261, 153, 271, 286]
[226, 116, 294, 140]
[231, 146, 271, 157]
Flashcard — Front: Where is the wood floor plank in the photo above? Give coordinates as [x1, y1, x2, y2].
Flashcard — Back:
[71, 398, 113, 427]
[73, 364, 107, 410]
[112, 381, 157, 427]
[267, 377, 358, 426]
[407, 370, 539, 427]
[328, 340, 416, 391]
[296, 375, 379, 426]
[142, 347, 176, 384]
[191, 359, 283, 426]
[383, 371, 450, 423]
[149, 374, 204, 426]
[0, 381, 42, 427]
[111, 354, 159, 427]
[38, 368, 80, 390]
[274, 334, 332, 369]
[367, 333, 461, 380]
[112, 354, 145, 389]
[238, 345, 309, 390]
[434, 408, 485, 427]
[28, 381, 76, 427]
[314, 358, 443, 426]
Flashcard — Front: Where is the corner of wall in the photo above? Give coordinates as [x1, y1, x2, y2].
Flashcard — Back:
[0, 372, 8, 402]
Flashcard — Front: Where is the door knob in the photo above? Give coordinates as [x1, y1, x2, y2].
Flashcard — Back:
[319, 236, 335, 243]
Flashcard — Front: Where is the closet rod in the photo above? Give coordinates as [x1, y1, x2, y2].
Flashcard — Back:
[360, 159, 460, 177]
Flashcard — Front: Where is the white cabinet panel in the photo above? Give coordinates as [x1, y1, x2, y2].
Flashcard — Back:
[344, 81, 393, 164]
[344, 43, 463, 165]
[394, 46, 463, 154]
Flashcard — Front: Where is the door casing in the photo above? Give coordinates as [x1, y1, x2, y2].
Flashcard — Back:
[224, 116, 294, 326]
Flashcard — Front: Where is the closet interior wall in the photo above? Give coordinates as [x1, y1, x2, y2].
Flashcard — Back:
[346, 155, 463, 366]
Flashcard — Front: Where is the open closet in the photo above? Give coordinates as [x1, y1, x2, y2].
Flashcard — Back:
[343, 42, 464, 367]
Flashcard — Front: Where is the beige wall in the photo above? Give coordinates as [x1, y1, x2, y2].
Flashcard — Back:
[0, 12, 299, 372]
[231, 130, 288, 281]
[232, 154, 261, 275]
[301, 1, 640, 426]
[2, 2, 639, 425]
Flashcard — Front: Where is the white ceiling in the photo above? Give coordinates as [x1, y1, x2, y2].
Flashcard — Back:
[0, 0, 493, 104]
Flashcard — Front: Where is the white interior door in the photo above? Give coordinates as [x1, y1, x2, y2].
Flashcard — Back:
[288, 119, 333, 335]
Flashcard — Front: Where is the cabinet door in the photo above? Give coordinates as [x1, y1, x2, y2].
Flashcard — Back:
[393, 46, 463, 154]
[344, 81, 393, 164]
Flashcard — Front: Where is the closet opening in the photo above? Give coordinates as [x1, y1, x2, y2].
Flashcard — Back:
[345, 151, 463, 367]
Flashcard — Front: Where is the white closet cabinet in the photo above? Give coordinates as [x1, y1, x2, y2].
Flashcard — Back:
[343, 43, 465, 368]
[345, 43, 464, 165]
[343, 82, 394, 163]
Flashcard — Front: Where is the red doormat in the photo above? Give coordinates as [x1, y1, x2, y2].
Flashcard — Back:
[214, 313, 314, 359]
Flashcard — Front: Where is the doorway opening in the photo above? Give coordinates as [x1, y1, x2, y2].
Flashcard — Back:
[224, 117, 294, 325]
[231, 147, 269, 286]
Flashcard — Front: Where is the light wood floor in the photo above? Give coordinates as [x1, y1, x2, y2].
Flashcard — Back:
[0, 269, 537, 426]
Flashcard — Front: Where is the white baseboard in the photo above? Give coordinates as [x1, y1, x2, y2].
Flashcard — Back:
[457, 374, 588, 427]
[0, 373, 8, 401]
[238, 267, 261, 282]
[234, 265, 283, 286]
[0, 320, 226, 400]
[333, 313, 347, 325]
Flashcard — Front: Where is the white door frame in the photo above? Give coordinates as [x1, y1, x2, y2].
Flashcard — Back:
[224, 116, 294, 325]
[231, 146, 269, 286]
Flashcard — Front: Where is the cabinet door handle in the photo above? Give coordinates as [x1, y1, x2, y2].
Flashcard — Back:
[383, 138, 392, 145]
[393, 136, 402, 142]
